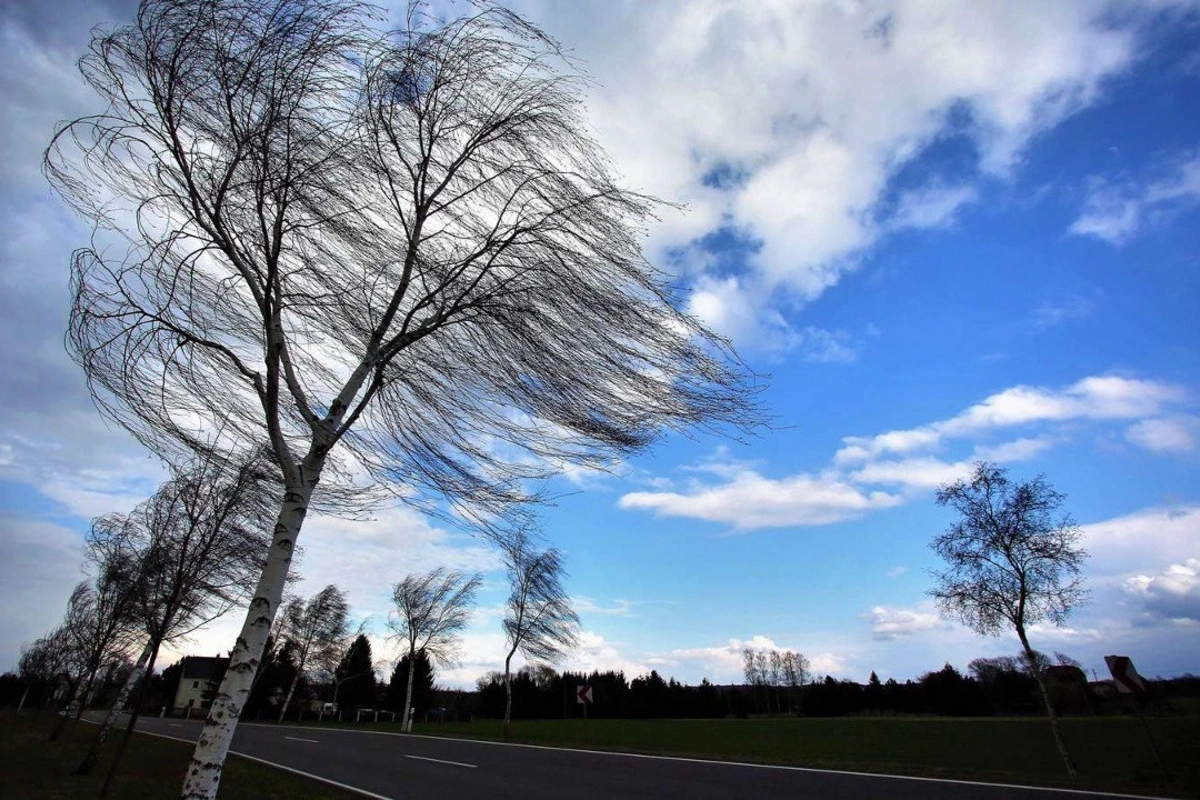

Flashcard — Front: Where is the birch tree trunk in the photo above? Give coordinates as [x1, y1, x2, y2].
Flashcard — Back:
[1018, 627, 1078, 777]
[76, 641, 152, 775]
[503, 650, 515, 740]
[278, 648, 308, 723]
[48, 675, 85, 742]
[402, 644, 416, 733]
[101, 640, 163, 798]
[180, 480, 313, 800]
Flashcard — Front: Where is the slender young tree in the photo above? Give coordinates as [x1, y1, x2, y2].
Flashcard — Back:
[47, 2, 758, 795]
[76, 453, 271, 782]
[49, 561, 140, 742]
[388, 568, 481, 732]
[500, 529, 579, 738]
[275, 585, 350, 722]
[929, 462, 1089, 777]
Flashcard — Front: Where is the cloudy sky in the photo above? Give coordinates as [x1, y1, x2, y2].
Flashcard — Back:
[2, 0, 1198, 689]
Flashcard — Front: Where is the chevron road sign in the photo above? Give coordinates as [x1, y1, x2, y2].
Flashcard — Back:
[576, 685, 593, 704]
[1104, 654, 1147, 695]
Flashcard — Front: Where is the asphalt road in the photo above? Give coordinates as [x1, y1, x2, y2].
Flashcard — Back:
[123, 716, 1169, 800]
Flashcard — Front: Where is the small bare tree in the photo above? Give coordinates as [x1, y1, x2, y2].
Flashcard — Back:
[49, 563, 141, 742]
[17, 627, 75, 713]
[76, 453, 271, 782]
[930, 461, 1088, 777]
[500, 529, 579, 738]
[47, 2, 758, 795]
[275, 585, 350, 722]
[388, 568, 481, 732]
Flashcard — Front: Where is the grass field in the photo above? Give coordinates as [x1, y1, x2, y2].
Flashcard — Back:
[396, 715, 1199, 798]
[0, 711, 362, 800]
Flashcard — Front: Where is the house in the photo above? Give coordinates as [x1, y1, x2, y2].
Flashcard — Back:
[172, 655, 229, 716]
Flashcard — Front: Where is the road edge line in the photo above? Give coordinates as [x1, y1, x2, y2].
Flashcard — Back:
[252, 722, 1177, 800]
[130, 727, 396, 800]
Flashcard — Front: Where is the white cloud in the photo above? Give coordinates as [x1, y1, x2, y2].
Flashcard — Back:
[1082, 504, 1200, 575]
[889, 184, 978, 231]
[1123, 559, 1200, 626]
[650, 635, 848, 683]
[623, 375, 1194, 531]
[850, 457, 973, 490]
[973, 437, 1056, 462]
[517, 0, 1139, 342]
[573, 597, 636, 617]
[838, 375, 1186, 464]
[293, 506, 502, 625]
[1070, 150, 1200, 244]
[0, 516, 87, 669]
[1126, 415, 1200, 454]
[867, 605, 946, 640]
[619, 466, 903, 530]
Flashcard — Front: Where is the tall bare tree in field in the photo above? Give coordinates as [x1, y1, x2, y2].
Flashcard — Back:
[275, 585, 350, 722]
[75, 452, 271, 782]
[930, 462, 1088, 777]
[389, 568, 481, 732]
[47, 1, 758, 795]
[500, 529, 578, 738]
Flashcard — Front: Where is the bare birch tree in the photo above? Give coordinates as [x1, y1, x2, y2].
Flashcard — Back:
[388, 568, 481, 732]
[17, 627, 75, 713]
[930, 462, 1088, 777]
[500, 529, 579, 738]
[49, 561, 141, 742]
[47, 1, 758, 795]
[275, 585, 350, 721]
[76, 453, 271, 782]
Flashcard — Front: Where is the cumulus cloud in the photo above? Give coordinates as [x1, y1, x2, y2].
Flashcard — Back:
[622, 375, 1194, 531]
[650, 635, 848, 683]
[1123, 560, 1200, 626]
[518, 0, 1139, 342]
[1125, 415, 1199, 454]
[837, 375, 1186, 464]
[619, 466, 903, 530]
[1082, 504, 1200, 575]
[1070, 150, 1200, 245]
[867, 605, 946, 640]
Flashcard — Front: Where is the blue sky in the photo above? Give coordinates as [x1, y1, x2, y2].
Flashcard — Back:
[1, 0, 1198, 688]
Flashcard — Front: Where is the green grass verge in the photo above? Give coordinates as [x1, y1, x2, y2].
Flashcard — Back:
[396, 715, 1199, 798]
[0, 711, 365, 800]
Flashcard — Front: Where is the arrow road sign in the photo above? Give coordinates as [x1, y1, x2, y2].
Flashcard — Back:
[1104, 655, 1146, 696]
[576, 685, 593, 705]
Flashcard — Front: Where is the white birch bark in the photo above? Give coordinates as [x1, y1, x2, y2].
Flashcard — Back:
[180, 480, 313, 800]
[503, 650, 515, 739]
[76, 641, 153, 774]
[277, 647, 308, 723]
[402, 644, 416, 733]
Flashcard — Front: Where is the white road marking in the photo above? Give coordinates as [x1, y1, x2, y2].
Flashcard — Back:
[167, 723, 182, 727]
[126, 727, 396, 800]
[285, 736, 320, 743]
[255, 723, 1175, 800]
[405, 755, 477, 769]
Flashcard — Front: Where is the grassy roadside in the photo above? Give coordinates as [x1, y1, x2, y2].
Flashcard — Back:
[391, 715, 1198, 798]
[0, 710, 366, 800]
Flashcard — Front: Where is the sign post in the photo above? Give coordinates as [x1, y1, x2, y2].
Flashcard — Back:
[576, 685, 592, 721]
[1105, 655, 1170, 781]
